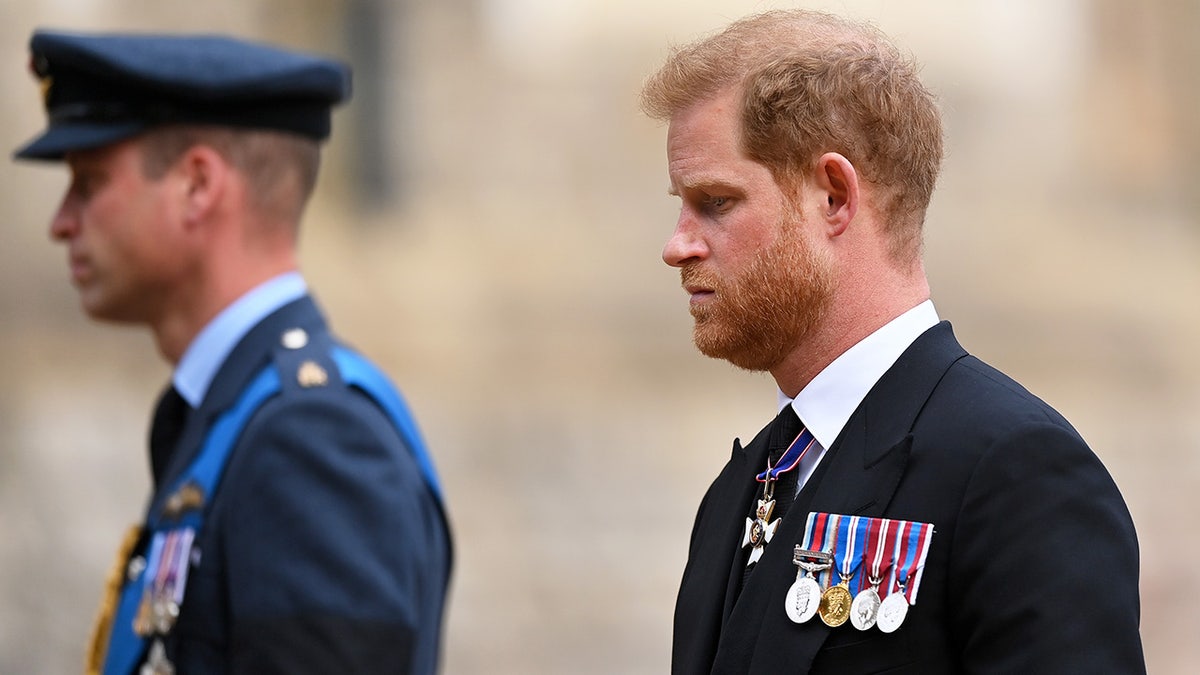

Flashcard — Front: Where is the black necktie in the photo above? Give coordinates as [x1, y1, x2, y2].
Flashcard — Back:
[149, 385, 189, 485]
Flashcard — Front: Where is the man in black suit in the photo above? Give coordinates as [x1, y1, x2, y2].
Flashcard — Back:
[640, 10, 1144, 674]
[15, 30, 451, 674]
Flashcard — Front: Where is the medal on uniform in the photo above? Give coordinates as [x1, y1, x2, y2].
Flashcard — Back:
[876, 580, 909, 633]
[785, 511, 836, 623]
[133, 532, 168, 637]
[819, 515, 865, 628]
[127, 527, 194, 675]
[876, 519, 935, 633]
[141, 638, 175, 675]
[792, 512, 935, 632]
[785, 546, 832, 624]
[850, 517, 893, 631]
[742, 490, 778, 566]
[741, 425, 817, 565]
[149, 532, 177, 635]
[146, 529, 194, 635]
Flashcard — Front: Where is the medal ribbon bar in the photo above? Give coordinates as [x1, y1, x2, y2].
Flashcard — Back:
[798, 512, 838, 589]
[755, 428, 818, 484]
[798, 512, 935, 605]
[885, 519, 935, 605]
[859, 517, 893, 593]
[836, 515, 868, 588]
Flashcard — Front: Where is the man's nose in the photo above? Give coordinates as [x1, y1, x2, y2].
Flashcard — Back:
[662, 213, 708, 267]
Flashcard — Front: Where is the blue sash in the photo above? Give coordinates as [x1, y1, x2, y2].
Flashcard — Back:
[103, 348, 440, 674]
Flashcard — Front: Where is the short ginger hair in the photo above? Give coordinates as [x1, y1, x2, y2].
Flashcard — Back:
[641, 10, 944, 264]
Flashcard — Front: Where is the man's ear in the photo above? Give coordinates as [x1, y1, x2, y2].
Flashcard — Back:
[176, 145, 229, 228]
[813, 152, 859, 237]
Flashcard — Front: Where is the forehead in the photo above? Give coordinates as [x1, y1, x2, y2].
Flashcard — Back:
[668, 89, 738, 157]
[665, 88, 773, 192]
[65, 137, 143, 171]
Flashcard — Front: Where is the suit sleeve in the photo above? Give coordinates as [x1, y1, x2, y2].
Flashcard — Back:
[949, 421, 1144, 673]
[217, 388, 449, 674]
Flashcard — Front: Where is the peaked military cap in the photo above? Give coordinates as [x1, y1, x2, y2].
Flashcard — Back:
[14, 30, 352, 160]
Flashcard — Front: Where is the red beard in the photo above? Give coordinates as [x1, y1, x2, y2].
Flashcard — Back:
[680, 221, 833, 372]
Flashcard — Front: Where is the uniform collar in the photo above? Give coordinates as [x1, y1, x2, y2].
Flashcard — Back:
[779, 299, 939, 449]
[173, 271, 307, 407]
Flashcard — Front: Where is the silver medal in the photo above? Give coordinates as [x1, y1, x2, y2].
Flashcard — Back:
[140, 638, 176, 675]
[876, 591, 909, 633]
[786, 546, 832, 624]
[785, 575, 822, 624]
[850, 587, 882, 630]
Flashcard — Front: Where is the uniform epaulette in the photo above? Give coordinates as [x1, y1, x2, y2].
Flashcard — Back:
[269, 326, 345, 396]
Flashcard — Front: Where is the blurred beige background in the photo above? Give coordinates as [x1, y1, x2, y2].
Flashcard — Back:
[1, 0, 1197, 673]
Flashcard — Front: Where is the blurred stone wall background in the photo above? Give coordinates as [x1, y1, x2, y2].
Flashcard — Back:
[0, 0, 1196, 672]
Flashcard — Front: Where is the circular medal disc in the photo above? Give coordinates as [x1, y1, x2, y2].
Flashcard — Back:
[876, 592, 910, 633]
[785, 576, 822, 624]
[849, 588, 882, 631]
[748, 519, 764, 546]
[818, 584, 853, 627]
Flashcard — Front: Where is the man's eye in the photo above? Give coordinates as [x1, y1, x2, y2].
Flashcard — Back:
[705, 196, 730, 210]
[70, 176, 93, 199]
[69, 170, 102, 199]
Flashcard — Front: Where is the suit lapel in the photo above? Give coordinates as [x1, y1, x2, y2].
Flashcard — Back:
[718, 433, 771, 619]
[807, 321, 966, 518]
[673, 422, 775, 675]
[711, 322, 969, 673]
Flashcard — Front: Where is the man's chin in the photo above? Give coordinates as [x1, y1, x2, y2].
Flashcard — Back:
[79, 297, 139, 325]
[692, 330, 778, 373]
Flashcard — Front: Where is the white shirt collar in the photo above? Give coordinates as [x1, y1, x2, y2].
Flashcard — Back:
[173, 271, 308, 407]
[778, 300, 939, 450]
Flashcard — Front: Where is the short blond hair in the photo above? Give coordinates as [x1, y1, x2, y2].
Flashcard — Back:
[641, 10, 943, 264]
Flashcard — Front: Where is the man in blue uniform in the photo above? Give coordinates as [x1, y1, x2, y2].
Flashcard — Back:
[641, 10, 1144, 674]
[14, 30, 452, 674]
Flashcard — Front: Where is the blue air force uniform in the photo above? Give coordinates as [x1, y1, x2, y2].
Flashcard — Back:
[14, 30, 452, 674]
[156, 282, 452, 674]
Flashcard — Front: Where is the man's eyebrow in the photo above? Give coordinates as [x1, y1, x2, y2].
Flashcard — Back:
[668, 176, 739, 197]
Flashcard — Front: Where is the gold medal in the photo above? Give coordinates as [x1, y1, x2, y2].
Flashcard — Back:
[819, 579, 853, 627]
[817, 515, 857, 627]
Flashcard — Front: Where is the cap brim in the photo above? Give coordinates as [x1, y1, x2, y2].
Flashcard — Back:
[13, 121, 147, 160]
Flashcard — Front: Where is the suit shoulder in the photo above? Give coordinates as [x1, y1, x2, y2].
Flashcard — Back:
[932, 354, 1078, 433]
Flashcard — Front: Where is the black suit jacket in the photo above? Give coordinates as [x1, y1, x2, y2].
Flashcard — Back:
[142, 296, 452, 674]
[673, 322, 1144, 674]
